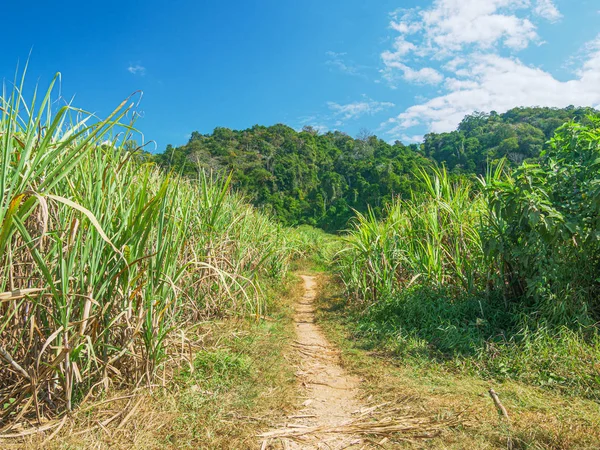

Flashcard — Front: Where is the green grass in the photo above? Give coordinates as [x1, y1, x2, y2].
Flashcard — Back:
[288, 224, 343, 271]
[334, 159, 600, 400]
[315, 274, 600, 449]
[166, 319, 293, 449]
[0, 71, 299, 429]
[185, 350, 251, 390]
[340, 284, 600, 400]
[143, 273, 301, 449]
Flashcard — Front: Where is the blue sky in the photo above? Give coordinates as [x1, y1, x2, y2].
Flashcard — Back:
[1, 0, 599, 150]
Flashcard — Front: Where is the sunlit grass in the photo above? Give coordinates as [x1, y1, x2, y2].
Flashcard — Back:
[0, 71, 296, 427]
[335, 163, 600, 398]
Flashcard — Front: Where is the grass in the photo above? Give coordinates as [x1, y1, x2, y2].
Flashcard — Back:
[334, 163, 600, 399]
[289, 224, 344, 272]
[315, 274, 600, 449]
[337, 166, 486, 305]
[5, 271, 304, 449]
[3, 70, 599, 449]
[0, 72, 298, 436]
[348, 284, 600, 399]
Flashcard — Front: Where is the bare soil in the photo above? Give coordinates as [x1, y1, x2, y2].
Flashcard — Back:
[260, 274, 462, 449]
[260, 275, 371, 449]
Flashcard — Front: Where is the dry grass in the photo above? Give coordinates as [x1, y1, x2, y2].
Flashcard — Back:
[0, 275, 304, 449]
[314, 273, 600, 450]
[260, 401, 462, 448]
[1, 74, 298, 435]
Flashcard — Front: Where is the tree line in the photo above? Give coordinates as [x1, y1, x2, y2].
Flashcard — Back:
[154, 106, 597, 231]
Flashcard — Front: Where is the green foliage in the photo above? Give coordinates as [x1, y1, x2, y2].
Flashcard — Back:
[0, 73, 298, 423]
[483, 116, 600, 325]
[338, 166, 487, 305]
[343, 286, 600, 398]
[422, 106, 597, 174]
[289, 225, 343, 269]
[336, 116, 600, 397]
[155, 106, 597, 232]
[154, 126, 430, 231]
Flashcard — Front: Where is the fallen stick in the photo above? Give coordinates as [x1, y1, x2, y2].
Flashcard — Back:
[0, 345, 31, 381]
[488, 389, 509, 420]
[0, 420, 61, 439]
[488, 389, 513, 450]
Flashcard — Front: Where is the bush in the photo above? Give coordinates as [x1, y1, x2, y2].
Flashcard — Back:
[336, 116, 600, 396]
[484, 116, 600, 326]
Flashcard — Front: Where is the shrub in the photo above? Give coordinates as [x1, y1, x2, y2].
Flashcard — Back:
[336, 116, 600, 395]
[484, 116, 600, 326]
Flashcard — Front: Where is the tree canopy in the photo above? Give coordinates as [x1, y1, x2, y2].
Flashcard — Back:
[422, 106, 596, 174]
[154, 106, 597, 231]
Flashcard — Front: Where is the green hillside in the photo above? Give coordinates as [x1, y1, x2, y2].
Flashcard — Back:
[155, 106, 596, 230]
[422, 106, 597, 173]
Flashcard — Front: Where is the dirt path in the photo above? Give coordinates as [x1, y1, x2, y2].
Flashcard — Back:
[260, 275, 365, 449]
[259, 274, 460, 449]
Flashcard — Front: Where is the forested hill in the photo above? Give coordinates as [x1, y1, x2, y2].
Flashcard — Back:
[423, 106, 597, 174]
[155, 126, 430, 230]
[154, 106, 597, 230]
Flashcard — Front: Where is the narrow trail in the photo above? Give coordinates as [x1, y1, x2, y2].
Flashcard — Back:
[259, 274, 458, 449]
[260, 275, 367, 449]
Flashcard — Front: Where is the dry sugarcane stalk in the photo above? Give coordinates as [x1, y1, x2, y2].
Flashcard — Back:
[0, 420, 62, 439]
[0, 344, 31, 381]
[259, 412, 460, 440]
[0, 288, 43, 301]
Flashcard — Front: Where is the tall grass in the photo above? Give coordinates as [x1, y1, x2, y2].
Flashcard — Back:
[338, 166, 487, 304]
[336, 157, 600, 398]
[289, 225, 343, 269]
[0, 74, 295, 426]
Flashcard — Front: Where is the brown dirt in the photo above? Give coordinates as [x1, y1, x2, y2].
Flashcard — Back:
[259, 275, 369, 449]
[260, 274, 460, 449]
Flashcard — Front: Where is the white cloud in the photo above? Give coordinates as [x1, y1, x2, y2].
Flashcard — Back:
[127, 64, 146, 75]
[403, 0, 545, 53]
[326, 51, 361, 76]
[296, 120, 329, 134]
[390, 20, 422, 35]
[311, 125, 329, 134]
[443, 57, 467, 72]
[328, 97, 395, 120]
[382, 36, 416, 60]
[534, 0, 562, 22]
[401, 134, 424, 144]
[381, 0, 561, 87]
[402, 65, 444, 85]
[382, 40, 444, 85]
[385, 39, 600, 136]
[443, 77, 480, 91]
[378, 1, 600, 139]
[380, 0, 565, 88]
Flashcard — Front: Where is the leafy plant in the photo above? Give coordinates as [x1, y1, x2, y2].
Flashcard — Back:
[484, 116, 600, 326]
[336, 116, 600, 397]
[0, 72, 297, 426]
